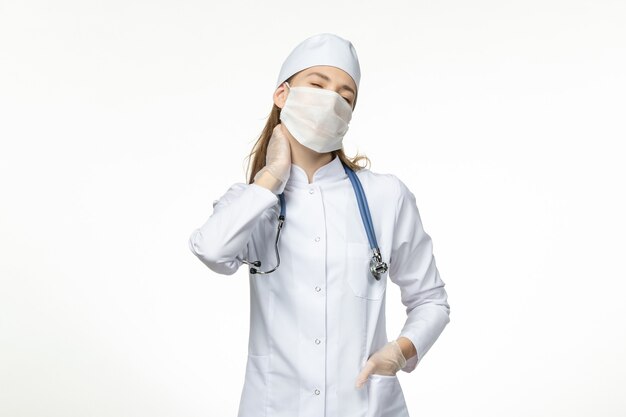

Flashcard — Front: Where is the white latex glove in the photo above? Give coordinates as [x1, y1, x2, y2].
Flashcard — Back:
[253, 123, 292, 194]
[355, 340, 407, 389]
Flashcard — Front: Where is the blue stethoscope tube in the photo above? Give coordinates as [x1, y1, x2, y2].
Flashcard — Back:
[242, 160, 388, 280]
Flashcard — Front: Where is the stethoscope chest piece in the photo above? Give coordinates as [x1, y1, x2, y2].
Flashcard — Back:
[369, 248, 388, 281]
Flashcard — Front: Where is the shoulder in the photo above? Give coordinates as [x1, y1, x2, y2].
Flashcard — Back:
[355, 167, 414, 206]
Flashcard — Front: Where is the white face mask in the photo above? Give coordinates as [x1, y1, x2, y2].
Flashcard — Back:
[279, 81, 353, 153]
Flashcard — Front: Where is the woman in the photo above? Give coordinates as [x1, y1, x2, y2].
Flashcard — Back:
[188, 33, 451, 417]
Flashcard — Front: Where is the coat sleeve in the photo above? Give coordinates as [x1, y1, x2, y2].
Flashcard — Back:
[388, 175, 451, 373]
[188, 182, 279, 275]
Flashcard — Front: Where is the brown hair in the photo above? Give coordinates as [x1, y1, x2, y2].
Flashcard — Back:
[244, 75, 371, 184]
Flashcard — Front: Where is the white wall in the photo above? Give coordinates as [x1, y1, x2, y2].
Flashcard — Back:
[1, 0, 624, 416]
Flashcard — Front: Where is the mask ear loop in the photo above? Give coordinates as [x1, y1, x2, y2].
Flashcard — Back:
[281, 82, 290, 109]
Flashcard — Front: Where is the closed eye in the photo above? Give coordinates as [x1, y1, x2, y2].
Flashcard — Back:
[311, 83, 352, 106]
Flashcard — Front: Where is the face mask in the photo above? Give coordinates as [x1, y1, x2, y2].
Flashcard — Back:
[279, 81, 353, 153]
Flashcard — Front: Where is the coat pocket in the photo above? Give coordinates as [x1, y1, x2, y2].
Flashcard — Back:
[346, 242, 387, 300]
[236, 354, 269, 417]
[366, 374, 410, 417]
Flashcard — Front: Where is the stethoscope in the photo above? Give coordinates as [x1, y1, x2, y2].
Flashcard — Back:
[240, 160, 389, 280]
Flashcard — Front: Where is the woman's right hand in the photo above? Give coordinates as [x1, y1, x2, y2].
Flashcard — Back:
[253, 124, 292, 194]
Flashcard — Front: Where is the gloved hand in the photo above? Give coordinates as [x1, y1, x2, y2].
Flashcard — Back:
[355, 340, 407, 389]
[253, 123, 292, 194]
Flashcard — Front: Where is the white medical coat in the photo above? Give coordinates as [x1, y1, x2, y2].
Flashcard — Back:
[188, 155, 450, 417]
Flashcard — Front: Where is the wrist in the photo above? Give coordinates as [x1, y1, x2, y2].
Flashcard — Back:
[396, 337, 417, 361]
[254, 169, 282, 194]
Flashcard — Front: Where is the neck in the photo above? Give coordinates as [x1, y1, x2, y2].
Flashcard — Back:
[287, 134, 334, 184]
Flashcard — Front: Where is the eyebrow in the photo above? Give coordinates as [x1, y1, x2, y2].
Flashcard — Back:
[305, 72, 356, 96]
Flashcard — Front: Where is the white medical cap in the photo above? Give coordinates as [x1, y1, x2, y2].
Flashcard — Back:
[275, 33, 361, 95]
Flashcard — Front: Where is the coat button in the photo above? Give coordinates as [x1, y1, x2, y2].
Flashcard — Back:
[315, 339, 321, 344]
[309, 189, 315, 194]
[314, 236, 320, 242]
[315, 286, 321, 292]
[314, 389, 320, 395]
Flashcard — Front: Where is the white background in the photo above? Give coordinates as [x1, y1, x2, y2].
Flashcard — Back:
[1, 1, 625, 416]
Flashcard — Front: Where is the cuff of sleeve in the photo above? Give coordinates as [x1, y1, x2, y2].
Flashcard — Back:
[249, 182, 280, 204]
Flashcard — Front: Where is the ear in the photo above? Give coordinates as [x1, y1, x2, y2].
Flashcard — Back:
[273, 82, 289, 109]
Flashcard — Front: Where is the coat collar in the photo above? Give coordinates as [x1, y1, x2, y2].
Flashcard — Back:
[287, 154, 347, 187]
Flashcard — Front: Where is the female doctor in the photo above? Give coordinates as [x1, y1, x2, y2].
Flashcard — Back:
[188, 33, 451, 417]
